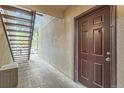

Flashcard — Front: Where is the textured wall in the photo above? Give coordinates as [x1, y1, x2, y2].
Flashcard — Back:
[63, 5, 124, 87]
[38, 15, 69, 78]
[38, 5, 124, 87]
[38, 6, 95, 80]
[117, 6, 124, 88]
[0, 18, 13, 67]
[64, 5, 95, 79]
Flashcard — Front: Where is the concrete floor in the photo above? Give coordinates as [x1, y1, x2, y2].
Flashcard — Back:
[17, 54, 85, 88]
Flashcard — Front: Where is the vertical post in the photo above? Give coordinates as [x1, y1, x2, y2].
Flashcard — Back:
[28, 11, 36, 60]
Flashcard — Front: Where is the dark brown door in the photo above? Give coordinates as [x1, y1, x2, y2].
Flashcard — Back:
[78, 6, 110, 88]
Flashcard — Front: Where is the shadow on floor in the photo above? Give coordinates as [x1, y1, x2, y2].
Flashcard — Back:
[17, 54, 86, 88]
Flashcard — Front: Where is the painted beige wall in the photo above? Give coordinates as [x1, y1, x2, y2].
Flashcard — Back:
[64, 5, 95, 80]
[117, 5, 124, 88]
[38, 15, 70, 77]
[64, 5, 124, 87]
[0, 18, 13, 67]
[38, 5, 95, 80]
[38, 5, 124, 87]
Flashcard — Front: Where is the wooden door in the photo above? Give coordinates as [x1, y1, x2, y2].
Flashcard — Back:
[78, 6, 110, 88]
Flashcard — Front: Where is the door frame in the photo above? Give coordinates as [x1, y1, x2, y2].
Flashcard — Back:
[74, 5, 117, 88]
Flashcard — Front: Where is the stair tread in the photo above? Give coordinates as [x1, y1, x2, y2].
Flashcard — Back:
[8, 32, 30, 35]
[8, 34, 31, 37]
[12, 50, 29, 53]
[9, 39, 30, 41]
[10, 42, 29, 44]
[15, 60, 28, 62]
[14, 57, 28, 59]
[14, 56, 28, 57]
[13, 54, 28, 56]
[5, 22, 32, 27]
[12, 51, 29, 52]
[11, 44, 29, 46]
[13, 52, 29, 53]
[14, 60, 28, 62]
[12, 49, 29, 50]
[1, 5, 32, 15]
[2, 14, 32, 22]
[12, 50, 28, 51]
[14, 57, 28, 60]
[11, 46, 29, 48]
[13, 54, 27, 56]
[7, 29, 31, 33]
[1, 5, 35, 63]
[11, 46, 30, 48]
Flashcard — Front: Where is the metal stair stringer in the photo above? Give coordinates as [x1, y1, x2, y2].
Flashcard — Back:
[0, 5, 36, 63]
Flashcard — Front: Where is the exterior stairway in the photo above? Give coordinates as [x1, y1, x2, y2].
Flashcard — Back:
[0, 5, 35, 63]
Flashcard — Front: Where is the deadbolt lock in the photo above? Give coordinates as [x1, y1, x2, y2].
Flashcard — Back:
[106, 52, 110, 55]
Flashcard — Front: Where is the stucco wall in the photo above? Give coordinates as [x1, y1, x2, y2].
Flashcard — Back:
[38, 6, 95, 80]
[64, 5, 95, 80]
[64, 5, 124, 87]
[0, 18, 13, 67]
[38, 15, 69, 78]
[117, 5, 124, 88]
[38, 5, 124, 87]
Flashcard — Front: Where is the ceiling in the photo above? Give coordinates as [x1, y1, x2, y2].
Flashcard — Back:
[21, 5, 70, 18]
[42, 5, 70, 12]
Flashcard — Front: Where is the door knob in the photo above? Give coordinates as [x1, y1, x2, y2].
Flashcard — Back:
[105, 57, 111, 62]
